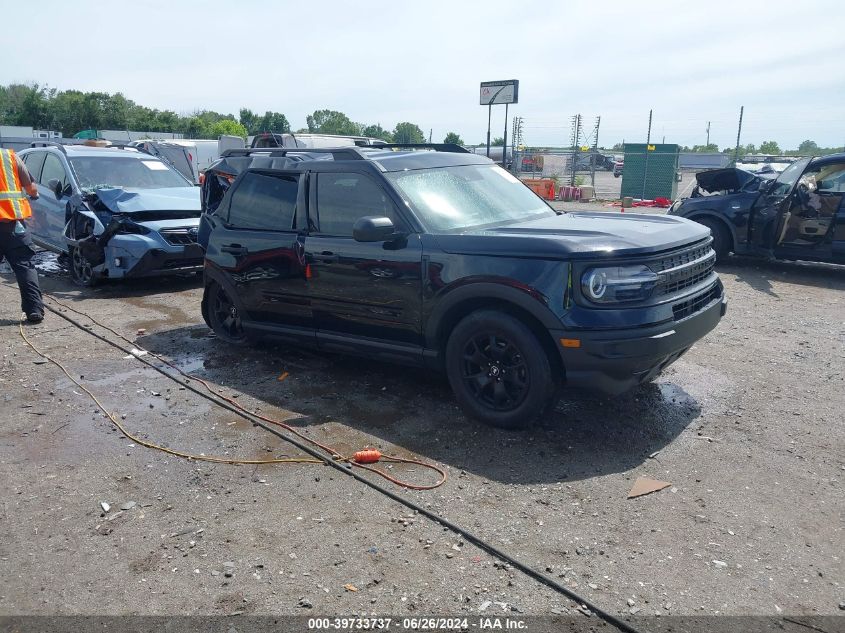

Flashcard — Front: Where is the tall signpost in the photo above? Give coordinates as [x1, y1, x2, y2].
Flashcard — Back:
[480, 80, 519, 168]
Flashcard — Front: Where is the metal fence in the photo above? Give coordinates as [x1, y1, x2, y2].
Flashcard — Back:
[511, 149, 616, 185]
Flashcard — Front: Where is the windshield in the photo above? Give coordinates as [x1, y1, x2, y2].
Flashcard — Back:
[386, 164, 554, 232]
[767, 158, 810, 198]
[69, 156, 192, 191]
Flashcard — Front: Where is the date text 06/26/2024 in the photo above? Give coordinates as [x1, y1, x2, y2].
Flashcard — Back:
[307, 617, 528, 630]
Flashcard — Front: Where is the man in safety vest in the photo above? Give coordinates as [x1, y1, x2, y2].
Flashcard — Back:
[0, 148, 44, 323]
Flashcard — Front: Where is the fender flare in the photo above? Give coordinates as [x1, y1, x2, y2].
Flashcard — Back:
[201, 263, 248, 329]
[424, 282, 562, 348]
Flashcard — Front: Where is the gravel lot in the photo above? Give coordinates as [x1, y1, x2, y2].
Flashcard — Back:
[0, 245, 842, 623]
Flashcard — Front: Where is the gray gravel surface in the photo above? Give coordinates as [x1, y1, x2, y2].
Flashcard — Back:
[0, 253, 842, 619]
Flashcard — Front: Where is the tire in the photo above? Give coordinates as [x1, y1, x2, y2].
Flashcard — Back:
[69, 246, 98, 287]
[445, 310, 558, 429]
[696, 217, 731, 262]
[205, 281, 251, 345]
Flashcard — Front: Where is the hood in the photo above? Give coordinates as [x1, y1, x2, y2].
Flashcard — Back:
[89, 187, 201, 213]
[433, 212, 710, 259]
[695, 168, 766, 193]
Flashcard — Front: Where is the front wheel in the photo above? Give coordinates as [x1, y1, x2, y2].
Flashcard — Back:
[445, 310, 558, 429]
[696, 218, 731, 262]
[69, 246, 98, 287]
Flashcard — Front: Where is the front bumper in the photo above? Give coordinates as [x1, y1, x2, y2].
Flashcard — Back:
[553, 282, 727, 395]
[99, 236, 204, 279]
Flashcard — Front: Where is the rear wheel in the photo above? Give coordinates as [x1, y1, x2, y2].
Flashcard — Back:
[445, 310, 558, 429]
[206, 281, 250, 345]
[696, 218, 731, 262]
[69, 246, 97, 287]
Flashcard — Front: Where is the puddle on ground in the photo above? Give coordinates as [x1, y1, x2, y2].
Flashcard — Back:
[0, 251, 65, 277]
[657, 382, 697, 407]
[173, 357, 205, 373]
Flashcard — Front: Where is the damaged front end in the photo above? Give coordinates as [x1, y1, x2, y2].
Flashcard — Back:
[64, 187, 203, 283]
[691, 167, 773, 197]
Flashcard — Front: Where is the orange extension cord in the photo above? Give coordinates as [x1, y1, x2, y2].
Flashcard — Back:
[27, 296, 446, 490]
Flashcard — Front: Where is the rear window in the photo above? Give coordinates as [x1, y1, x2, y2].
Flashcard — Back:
[69, 156, 192, 190]
[227, 171, 298, 231]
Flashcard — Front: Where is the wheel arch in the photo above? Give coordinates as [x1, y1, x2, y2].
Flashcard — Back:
[426, 284, 563, 374]
[202, 265, 246, 329]
[684, 211, 737, 252]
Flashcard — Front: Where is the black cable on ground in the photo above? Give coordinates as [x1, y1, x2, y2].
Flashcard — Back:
[38, 300, 643, 633]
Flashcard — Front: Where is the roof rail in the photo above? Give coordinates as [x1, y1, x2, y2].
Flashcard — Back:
[221, 147, 364, 160]
[365, 143, 470, 154]
[30, 141, 67, 154]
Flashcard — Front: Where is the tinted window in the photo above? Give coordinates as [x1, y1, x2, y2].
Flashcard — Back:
[39, 154, 69, 188]
[227, 171, 298, 230]
[315, 173, 394, 236]
[23, 152, 46, 182]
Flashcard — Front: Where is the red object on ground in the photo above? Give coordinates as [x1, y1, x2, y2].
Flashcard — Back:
[353, 449, 382, 464]
[523, 178, 556, 200]
[611, 197, 673, 209]
[558, 185, 582, 201]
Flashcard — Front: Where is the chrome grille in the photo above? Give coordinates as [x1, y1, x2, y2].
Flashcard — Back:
[160, 228, 198, 246]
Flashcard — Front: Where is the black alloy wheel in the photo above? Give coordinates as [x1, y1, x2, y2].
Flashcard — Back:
[445, 310, 558, 429]
[460, 333, 529, 411]
[207, 282, 248, 344]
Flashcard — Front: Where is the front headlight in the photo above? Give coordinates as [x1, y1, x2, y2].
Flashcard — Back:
[581, 265, 659, 303]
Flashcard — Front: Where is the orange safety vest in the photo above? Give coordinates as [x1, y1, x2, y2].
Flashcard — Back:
[0, 148, 32, 222]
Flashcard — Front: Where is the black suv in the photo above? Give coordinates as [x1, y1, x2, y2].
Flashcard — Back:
[199, 144, 726, 428]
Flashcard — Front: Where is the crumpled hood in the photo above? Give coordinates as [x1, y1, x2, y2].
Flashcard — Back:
[695, 168, 769, 193]
[90, 187, 201, 213]
[433, 212, 710, 259]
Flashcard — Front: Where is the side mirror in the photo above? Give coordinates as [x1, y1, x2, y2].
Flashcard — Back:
[757, 179, 774, 194]
[353, 216, 396, 242]
[47, 178, 63, 199]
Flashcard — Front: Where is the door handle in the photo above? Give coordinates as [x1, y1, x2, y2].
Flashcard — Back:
[311, 251, 338, 264]
[221, 244, 248, 255]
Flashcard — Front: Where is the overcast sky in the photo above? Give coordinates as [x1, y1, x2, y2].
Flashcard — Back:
[4, 0, 843, 149]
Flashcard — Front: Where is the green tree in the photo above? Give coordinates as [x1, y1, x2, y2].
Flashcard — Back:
[210, 119, 247, 138]
[758, 140, 781, 155]
[797, 139, 819, 155]
[687, 143, 719, 153]
[491, 136, 504, 146]
[361, 123, 392, 142]
[443, 132, 464, 145]
[239, 108, 257, 133]
[241, 109, 290, 134]
[258, 111, 289, 133]
[306, 109, 360, 135]
[392, 122, 425, 144]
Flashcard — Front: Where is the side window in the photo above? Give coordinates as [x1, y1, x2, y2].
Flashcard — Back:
[23, 152, 46, 183]
[39, 154, 69, 188]
[314, 172, 394, 236]
[227, 171, 298, 230]
[815, 163, 845, 193]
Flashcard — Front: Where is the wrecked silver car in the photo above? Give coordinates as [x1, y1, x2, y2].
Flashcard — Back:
[19, 143, 203, 285]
